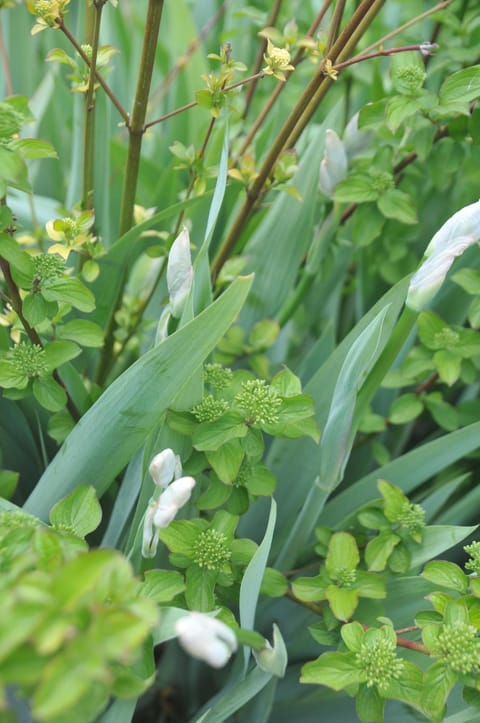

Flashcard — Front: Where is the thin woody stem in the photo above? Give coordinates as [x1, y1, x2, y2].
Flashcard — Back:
[233, 0, 333, 162]
[82, 1, 105, 210]
[58, 17, 129, 124]
[211, 0, 384, 280]
[326, 0, 347, 52]
[333, 43, 436, 73]
[285, 588, 323, 616]
[144, 72, 265, 130]
[242, 0, 283, 118]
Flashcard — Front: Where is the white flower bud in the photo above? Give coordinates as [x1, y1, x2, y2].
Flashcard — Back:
[406, 200, 480, 311]
[160, 476, 196, 509]
[149, 448, 179, 488]
[153, 503, 178, 529]
[343, 112, 373, 159]
[319, 129, 348, 197]
[175, 612, 238, 668]
[167, 227, 193, 318]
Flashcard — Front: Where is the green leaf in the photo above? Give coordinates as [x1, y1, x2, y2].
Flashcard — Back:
[249, 320, 279, 350]
[270, 367, 302, 397]
[10, 138, 57, 159]
[452, 268, 480, 295]
[334, 174, 378, 203]
[341, 621, 364, 652]
[378, 479, 408, 520]
[300, 651, 362, 689]
[417, 311, 448, 350]
[23, 293, 50, 326]
[433, 350, 462, 386]
[49, 485, 102, 537]
[245, 464, 276, 496]
[351, 203, 385, 247]
[439, 66, 480, 113]
[326, 584, 359, 620]
[42, 277, 96, 312]
[424, 393, 458, 432]
[139, 570, 185, 603]
[385, 94, 422, 132]
[292, 574, 327, 602]
[260, 567, 288, 598]
[58, 320, 104, 348]
[0, 232, 34, 279]
[377, 189, 417, 225]
[355, 571, 386, 599]
[32, 376, 67, 412]
[44, 340, 82, 370]
[422, 560, 468, 592]
[409, 525, 478, 568]
[388, 393, 423, 424]
[25, 275, 253, 520]
[383, 660, 425, 714]
[422, 661, 457, 721]
[356, 684, 384, 723]
[158, 520, 199, 556]
[196, 476, 232, 510]
[205, 439, 244, 484]
[185, 566, 216, 611]
[326, 532, 359, 575]
[0, 469, 18, 499]
[253, 624, 287, 678]
[193, 412, 248, 451]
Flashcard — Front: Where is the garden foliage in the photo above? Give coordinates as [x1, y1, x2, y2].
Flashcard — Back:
[2, 1, 480, 721]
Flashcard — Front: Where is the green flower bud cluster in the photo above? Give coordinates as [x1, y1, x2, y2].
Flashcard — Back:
[32, 253, 65, 284]
[465, 541, 480, 575]
[333, 567, 357, 587]
[436, 622, 480, 675]
[433, 327, 459, 349]
[0, 510, 39, 534]
[356, 635, 404, 692]
[192, 394, 229, 423]
[370, 170, 394, 195]
[12, 342, 47, 378]
[193, 529, 231, 571]
[235, 379, 281, 425]
[398, 501, 425, 535]
[395, 65, 426, 93]
[204, 362, 233, 390]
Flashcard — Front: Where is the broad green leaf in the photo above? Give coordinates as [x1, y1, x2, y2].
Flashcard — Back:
[326, 532, 359, 575]
[422, 560, 469, 592]
[44, 340, 82, 370]
[260, 567, 288, 598]
[365, 530, 400, 571]
[301, 651, 362, 689]
[49, 485, 102, 537]
[388, 393, 423, 424]
[377, 189, 417, 225]
[193, 413, 248, 451]
[452, 268, 480, 295]
[249, 320, 280, 350]
[185, 566, 216, 611]
[32, 376, 67, 412]
[24, 276, 252, 519]
[205, 439, 244, 484]
[422, 662, 457, 721]
[341, 621, 364, 652]
[356, 684, 384, 723]
[0, 232, 34, 278]
[58, 320, 104, 347]
[439, 66, 480, 113]
[355, 571, 386, 599]
[433, 350, 461, 386]
[292, 575, 327, 602]
[10, 138, 57, 159]
[42, 277, 95, 312]
[335, 173, 378, 203]
[326, 584, 359, 620]
[409, 525, 478, 568]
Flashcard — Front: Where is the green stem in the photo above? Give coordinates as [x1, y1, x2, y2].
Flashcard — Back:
[96, 0, 164, 387]
[232, 0, 333, 163]
[211, 0, 384, 280]
[58, 17, 129, 124]
[118, 0, 165, 236]
[82, 2, 104, 211]
[326, 0, 347, 52]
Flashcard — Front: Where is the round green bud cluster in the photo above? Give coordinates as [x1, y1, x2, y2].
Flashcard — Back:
[436, 622, 480, 675]
[235, 461, 252, 488]
[356, 636, 404, 692]
[192, 394, 229, 423]
[333, 567, 357, 587]
[34, 0, 52, 15]
[193, 529, 231, 571]
[396, 66, 426, 93]
[12, 342, 47, 378]
[32, 253, 65, 284]
[465, 541, 480, 575]
[370, 171, 394, 195]
[399, 501, 425, 535]
[204, 363, 233, 390]
[0, 510, 39, 532]
[235, 379, 281, 426]
[433, 328, 459, 349]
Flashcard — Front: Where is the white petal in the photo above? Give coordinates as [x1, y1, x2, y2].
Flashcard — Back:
[160, 476, 196, 509]
[142, 504, 158, 558]
[149, 448, 178, 488]
[343, 112, 372, 159]
[167, 227, 193, 318]
[175, 613, 237, 668]
[152, 503, 178, 529]
[426, 201, 480, 256]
